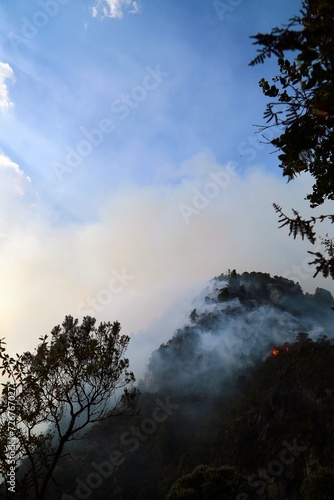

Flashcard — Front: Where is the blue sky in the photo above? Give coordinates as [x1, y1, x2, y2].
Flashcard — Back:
[0, 0, 332, 370]
[1, 0, 299, 203]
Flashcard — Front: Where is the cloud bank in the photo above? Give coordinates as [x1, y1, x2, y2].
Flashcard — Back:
[1, 148, 334, 383]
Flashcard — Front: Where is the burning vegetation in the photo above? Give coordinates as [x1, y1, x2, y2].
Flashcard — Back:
[272, 346, 289, 356]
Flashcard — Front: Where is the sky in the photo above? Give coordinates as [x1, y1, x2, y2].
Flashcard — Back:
[0, 0, 333, 375]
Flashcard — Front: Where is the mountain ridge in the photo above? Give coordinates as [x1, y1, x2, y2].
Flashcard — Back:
[13, 270, 334, 499]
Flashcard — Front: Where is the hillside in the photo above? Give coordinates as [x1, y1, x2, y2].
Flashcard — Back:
[15, 271, 334, 499]
[145, 270, 334, 395]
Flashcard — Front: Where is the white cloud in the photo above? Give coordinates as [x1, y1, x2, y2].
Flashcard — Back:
[0, 153, 32, 239]
[0, 153, 31, 197]
[91, 0, 141, 19]
[0, 62, 15, 109]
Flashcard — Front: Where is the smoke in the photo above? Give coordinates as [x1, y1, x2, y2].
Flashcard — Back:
[1, 148, 334, 384]
[144, 272, 334, 395]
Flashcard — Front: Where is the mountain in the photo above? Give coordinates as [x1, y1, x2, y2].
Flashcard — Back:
[145, 270, 334, 396]
[16, 271, 334, 499]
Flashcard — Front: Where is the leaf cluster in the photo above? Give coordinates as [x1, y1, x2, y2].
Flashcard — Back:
[273, 204, 334, 278]
[251, 1, 334, 281]
[0, 315, 139, 499]
[250, 0, 334, 209]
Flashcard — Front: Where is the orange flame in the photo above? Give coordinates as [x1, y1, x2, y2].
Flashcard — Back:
[272, 346, 289, 356]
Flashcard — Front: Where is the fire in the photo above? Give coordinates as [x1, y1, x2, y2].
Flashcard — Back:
[272, 346, 289, 356]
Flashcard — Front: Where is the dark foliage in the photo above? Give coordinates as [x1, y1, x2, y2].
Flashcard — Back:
[0, 316, 138, 499]
[250, 0, 334, 280]
[23, 272, 334, 499]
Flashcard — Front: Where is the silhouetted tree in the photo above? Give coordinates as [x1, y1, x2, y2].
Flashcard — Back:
[250, 0, 334, 279]
[189, 309, 199, 324]
[0, 315, 139, 499]
[166, 464, 256, 500]
[296, 331, 311, 343]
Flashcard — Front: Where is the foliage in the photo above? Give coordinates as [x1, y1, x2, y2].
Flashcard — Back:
[221, 335, 334, 475]
[273, 203, 334, 279]
[301, 465, 334, 499]
[1, 273, 332, 498]
[189, 309, 199, 324]
[47, 271, 334, 499]
[77, 331, 334, 499]
[250, 0, 334, 279]
[0, 315, 139, 499]
[166, 464, 256, 500]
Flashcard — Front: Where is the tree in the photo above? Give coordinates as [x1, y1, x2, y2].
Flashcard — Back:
[166, 464, 256, 500]
[0, 315, 139, 499]
[301, 466, 334, 499]
[189, 309, 199, 324]
[250, 0, 334, 279]
[296, 331, 311, 343]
